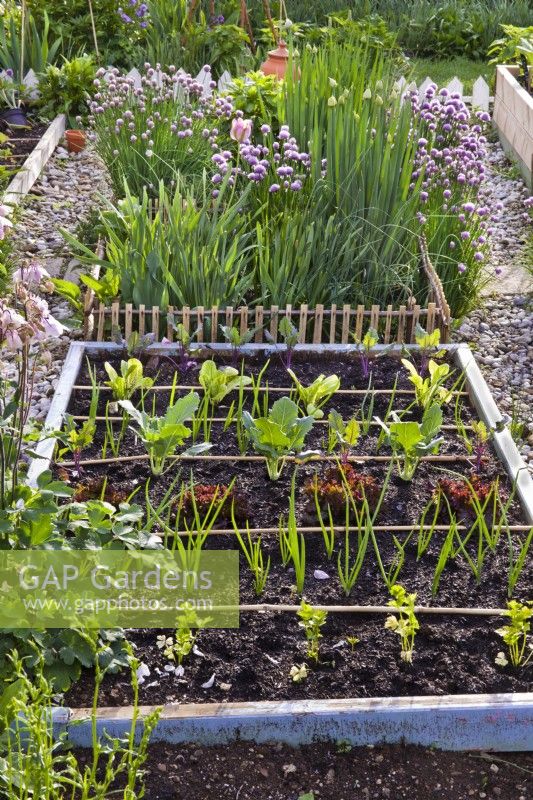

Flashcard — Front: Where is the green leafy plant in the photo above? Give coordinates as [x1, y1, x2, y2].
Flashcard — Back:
[119, 392, 210, 476]
[414, 323, 445, 373]
[243, 397, 315, 481]
[327, 410, 360, 463]
[0, 8, 61, 82]
[384, 584, 420, 663]
[220, 324, 258, 364]
[495, 600, 533, 668]
[354, 327, 379, 379]
[297, 600, 328, 663]
[104, 358, 154, 402]
[277, 315, 299, 370]
[401, 358, 453, 410]
[0, 637, 158, 799]
[198, 360, 252, 407]
[375, 404, 444, 481]
[228, 70, 282, 128]
[289, 663, 308, 683]
[287, 370, 340, 419]
[37, 55, 95, 127]
[156, 614, 197, 668]
[55, 416, 96, 475]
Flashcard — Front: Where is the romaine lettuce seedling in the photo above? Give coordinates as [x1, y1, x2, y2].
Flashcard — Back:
[104, 358, 154, 402]
[401, 358, 452, 410]
[120, 392, 210, 475]
[199, 360, 252, 406]
[287, 370, 340, 419]
[243, 397, 315, 480]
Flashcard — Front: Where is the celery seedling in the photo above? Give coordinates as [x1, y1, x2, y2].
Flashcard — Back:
[495, 601, 533, 668]
[384, 584, 420, 663]
[297, 600, 328, 663]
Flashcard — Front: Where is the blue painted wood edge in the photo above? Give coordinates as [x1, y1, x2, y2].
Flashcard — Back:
[55, 695, 533, 752]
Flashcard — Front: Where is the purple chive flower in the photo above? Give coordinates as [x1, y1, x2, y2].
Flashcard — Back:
[457, 263, 466, 273]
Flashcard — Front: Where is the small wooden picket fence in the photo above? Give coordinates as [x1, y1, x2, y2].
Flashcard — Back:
[83, 236, 451, 345]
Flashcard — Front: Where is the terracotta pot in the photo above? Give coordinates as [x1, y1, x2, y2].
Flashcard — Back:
[260, 40, 299, 81]
[65, 129, 87, 153]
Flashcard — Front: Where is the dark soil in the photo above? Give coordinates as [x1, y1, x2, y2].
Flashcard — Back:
[61, 350, 533, 708]
[76, 742, 533, 800]
[0, 120, 48, 171]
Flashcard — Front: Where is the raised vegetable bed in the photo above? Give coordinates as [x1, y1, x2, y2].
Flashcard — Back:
[493, 65, 533, 190]
[31, 341, 533, 750]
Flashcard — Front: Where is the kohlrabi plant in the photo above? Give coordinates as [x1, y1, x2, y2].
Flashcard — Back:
[287, 370, 340, 419]
[495, 600, 533, 669]
[104, 358, 154, 402]
[119, 392, 210, 476]
[375, 404, 444, 481]
[401, 358, 453, 410]
[354, 327, 379, 378]
[198, 360, 252, 407]
[327, 410, 360, 464]
[243, 397, 315, 480]
[297, 600, 328, 664]
[414, 323, 444, 374]
[384, 584, 420, 663]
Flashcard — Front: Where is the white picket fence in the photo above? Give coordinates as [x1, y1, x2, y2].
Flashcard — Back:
[0, 67, 492, 113]
[115, 67, 492, 112]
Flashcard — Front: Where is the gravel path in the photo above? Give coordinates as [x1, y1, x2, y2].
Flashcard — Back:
[4, 145, 110, 419]
[453, 142, 533, 470]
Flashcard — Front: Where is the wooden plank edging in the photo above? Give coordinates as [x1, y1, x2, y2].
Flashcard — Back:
[2, 114, 67, 208]
[53, 693, 533, 751]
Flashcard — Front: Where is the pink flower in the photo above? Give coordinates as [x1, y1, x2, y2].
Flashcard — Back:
[230, 117, 252, 144]
[13, 262, 50, 286]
